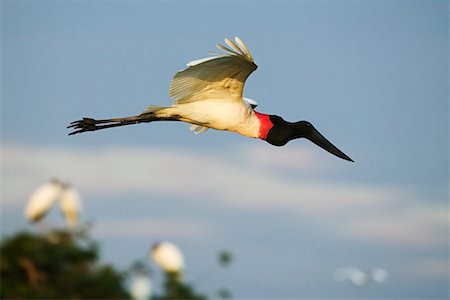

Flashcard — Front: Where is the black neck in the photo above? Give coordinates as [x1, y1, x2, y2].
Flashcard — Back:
[264, 115, 354, 162]
[265, 115, 299, 146]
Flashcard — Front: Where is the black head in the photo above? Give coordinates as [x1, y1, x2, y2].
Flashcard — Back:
[265, 115, 353, 162]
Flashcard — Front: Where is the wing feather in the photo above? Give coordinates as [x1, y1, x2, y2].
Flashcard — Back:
[225, 38, 246, 56]
[169, 37, 257, 104]
[235, 37, 251, 60]
[216, 43, 241, 56]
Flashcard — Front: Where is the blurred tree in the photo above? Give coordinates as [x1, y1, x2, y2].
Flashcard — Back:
[218, 250, 233, 268]
[1, 228, 233, 299]
[153, 271, 206, 300]
[216, 250, 233, 299]
[0, 229, 129, 299]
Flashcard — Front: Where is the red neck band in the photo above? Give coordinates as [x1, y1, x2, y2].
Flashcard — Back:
[254, 112, 273, 140]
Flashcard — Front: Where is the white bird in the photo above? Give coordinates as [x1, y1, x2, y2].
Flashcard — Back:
[129, 274, 152, 300]
[24, 179, 63, 223]
[58, 185, 82, 228]
[333, 266, 389, 287]
[370, 267, 390, 283]
[24, 179, 82, 228]
[150, 242, 184, 274]
[68, 37, 353, 162]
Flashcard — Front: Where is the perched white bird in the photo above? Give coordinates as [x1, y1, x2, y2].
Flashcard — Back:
[370, 267, 390, 283]
[333, 266, 389, 287]
[68, 37, 353, 162]
[24, 179, 63, 223]
[58, 185, 82, 228]
[24, 179, 82, 228]
[150, 242, 184, 274]
[129, 275, 152, 300]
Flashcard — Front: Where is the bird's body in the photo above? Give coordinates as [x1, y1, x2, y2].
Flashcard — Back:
[25, 180, 63, 223]
[69, 37, 353, 162]
[148, 100, 262, 138]
[58, 186, 82, 228]
[129, 275, 152, 300]
[24, 179, 82, 228]
[333, 266, 389, 287]
[151, 242, 184, 275]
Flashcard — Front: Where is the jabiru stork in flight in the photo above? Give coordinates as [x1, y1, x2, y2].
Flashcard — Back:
[68, 37, 353, 162]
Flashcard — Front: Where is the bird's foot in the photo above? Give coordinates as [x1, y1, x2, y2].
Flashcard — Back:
[67, 118, 100, 135]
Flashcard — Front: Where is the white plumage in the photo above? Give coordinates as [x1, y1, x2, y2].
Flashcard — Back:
[150, 242, 184, 274]
[169, 37, 256, 104]
[333, 266, 389, 287]
[24, 179, 82, 228]
[58, 186, 82, 228]
[242, 97, 258, 108]
[70, 36, 261, 139]
[140, 37, 261, 138]
[129, 275, 152, 300]
[370, 267, 390, 283]
[24, 180, 63, 223]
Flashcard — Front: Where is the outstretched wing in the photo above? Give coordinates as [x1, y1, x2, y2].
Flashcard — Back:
[169, 37, 257, 104]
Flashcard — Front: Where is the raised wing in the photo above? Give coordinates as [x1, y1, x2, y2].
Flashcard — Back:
[169, 37, 257, 104]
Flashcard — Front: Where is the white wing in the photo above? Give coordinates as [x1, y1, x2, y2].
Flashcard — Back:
[24, 180, 62, 223]
[169, 37, 257, 104]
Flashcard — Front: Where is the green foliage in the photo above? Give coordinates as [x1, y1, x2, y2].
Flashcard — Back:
[0, 229, 129, 299]
[153, 271, 206, 300]
[151, 250, 234, 299]
[218, 251, 233, 268]
[1, 228, 234, 299]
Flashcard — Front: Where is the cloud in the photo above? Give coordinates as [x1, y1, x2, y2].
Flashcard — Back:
[93, 218, 212, 239]
[235, 144, 326, 171]
[403, 257, 449, 279]
[2, 142, 448, 251]
[341, 204, 449, 248]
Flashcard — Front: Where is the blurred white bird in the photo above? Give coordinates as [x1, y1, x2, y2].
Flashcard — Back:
[150, 242, 184, 275]
[58, 185, 82, 228]
[24, 179, 63, 223]
[24, 179, 82, 228]
[69, 36, 353, 162]
[129, 274, 152, 300]
[333, 266, 389, 287]
[370, 267, 390, 283]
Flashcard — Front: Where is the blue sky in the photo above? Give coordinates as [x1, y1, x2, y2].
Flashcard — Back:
[2, 0, 449, 298]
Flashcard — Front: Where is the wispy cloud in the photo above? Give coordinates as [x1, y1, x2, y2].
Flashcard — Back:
[93, 218, 212, 239]
[403, 257, 449, 279]
[341, 204, 448, 248]
[235, 144, 326, 171]
[2, 142, 448, 252]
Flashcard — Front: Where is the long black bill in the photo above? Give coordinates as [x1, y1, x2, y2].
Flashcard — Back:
[304, 123, 354, 162]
